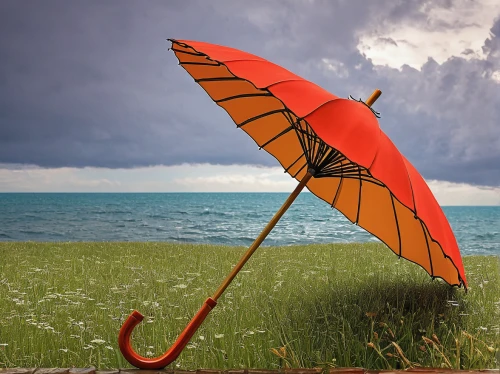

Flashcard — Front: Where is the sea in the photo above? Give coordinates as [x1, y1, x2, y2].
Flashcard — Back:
[0, 193, 499, 257]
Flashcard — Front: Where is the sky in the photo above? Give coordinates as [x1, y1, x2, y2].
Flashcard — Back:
[0, 0, 499, 205]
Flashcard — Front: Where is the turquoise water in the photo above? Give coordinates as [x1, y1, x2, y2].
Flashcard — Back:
[0, 193, 498, 256]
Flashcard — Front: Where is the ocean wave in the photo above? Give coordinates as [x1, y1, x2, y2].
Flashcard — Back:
[148, 214, 167, 219]
[19, 229, 46, 235]
[199, 209, 234, 217]
[165, 236, 200, 243]
[236, 235, 258, 243]
[474, 232, 498, 240]
[172, 210, 189, 215]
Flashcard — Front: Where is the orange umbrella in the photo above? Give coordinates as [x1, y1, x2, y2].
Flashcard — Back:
[118, 39, 467, 369]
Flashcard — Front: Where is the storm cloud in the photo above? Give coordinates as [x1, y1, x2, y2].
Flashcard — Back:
[1, 0, 499, 186]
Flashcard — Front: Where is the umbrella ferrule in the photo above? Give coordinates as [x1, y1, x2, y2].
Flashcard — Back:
[348, 95, 381, 118]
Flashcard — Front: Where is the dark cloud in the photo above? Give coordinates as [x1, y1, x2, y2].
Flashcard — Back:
[0, 0, 499, 186]
[375, 37, 398, 47]
[398, 40, 419, 49]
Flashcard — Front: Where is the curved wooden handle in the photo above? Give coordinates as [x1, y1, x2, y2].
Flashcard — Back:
[118, 297, 217, 369]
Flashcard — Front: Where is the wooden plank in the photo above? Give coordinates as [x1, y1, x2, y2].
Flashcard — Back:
[69, 369, 96, 374]
[34, 369, 70, 374]
[0, 369, 37, 374]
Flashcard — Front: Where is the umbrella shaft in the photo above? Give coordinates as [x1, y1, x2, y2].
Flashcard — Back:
[212, 171, 314, 301]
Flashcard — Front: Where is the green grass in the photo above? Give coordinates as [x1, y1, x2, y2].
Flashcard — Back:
[0, 242, 498, 370]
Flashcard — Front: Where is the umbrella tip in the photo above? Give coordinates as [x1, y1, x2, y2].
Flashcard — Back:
[365, 89, 382, 107]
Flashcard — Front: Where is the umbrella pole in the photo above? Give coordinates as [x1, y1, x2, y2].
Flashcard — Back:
[212, 169, 314, 300]
[118, 170, 314, 369]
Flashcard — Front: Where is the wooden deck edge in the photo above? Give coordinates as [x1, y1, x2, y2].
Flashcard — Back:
[0, 368, 498, 374]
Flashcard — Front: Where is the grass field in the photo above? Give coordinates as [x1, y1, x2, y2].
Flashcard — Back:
[0, 242, 498, 370]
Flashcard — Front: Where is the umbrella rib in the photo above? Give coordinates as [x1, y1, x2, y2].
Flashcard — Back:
[259, 126, 294, 149]
[215, 93, 273, 103]
[293, 120, 312, 168]
[317, 153, 347, 173]
[284, 153, 306, 174]
[292, 162, 308, 179]
[171, 48, 206, 57]
[307, 125, 317, 168]
[195, 77, 243, 82]
[403, 162, 419, 218]
[319, 141, 333, 166]
[312, 132, 328, 169]
[331, 161, 344, 208]
[355, 165, 362, 224]
[340, 175, 385, 185]
[420, 220, 435, 277]
[308, 123, 320, 166]
[338, 167, 362, 175]
[306, 123, 321, 169]
[317, 156, 348, 175]
[311, 126, 327, 168]
[323, 164, 361, 176]
[316, 150, 332, 171]
[236, 109, 287, 128]
[317, 149, 341, 172]
[322, 157, 350, 170]
[180, 60, 221, 66]
[283, 110, 296, 126]
[299, 121, 313, 168]
[390, 194, 402, 257]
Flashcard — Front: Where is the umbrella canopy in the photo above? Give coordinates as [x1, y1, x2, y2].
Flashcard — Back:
[118, 39, 468, 369]
[169, 39, 466, 288]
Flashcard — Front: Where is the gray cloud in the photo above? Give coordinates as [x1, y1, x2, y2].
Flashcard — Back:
[375, 37, 398, 47]
[0, 0, 499, 186]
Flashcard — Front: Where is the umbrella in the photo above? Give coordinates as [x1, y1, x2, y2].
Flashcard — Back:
[118, 39, 467, 369]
